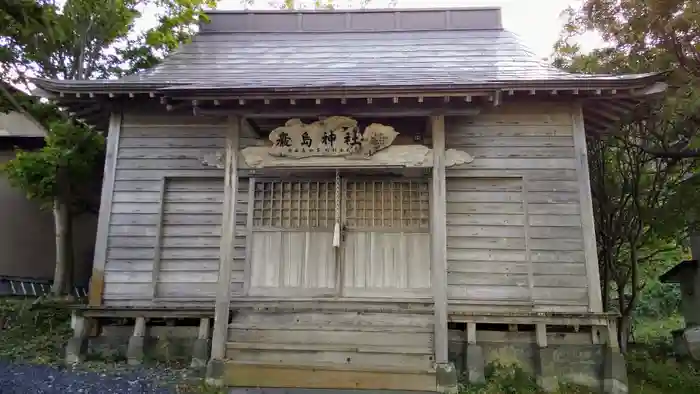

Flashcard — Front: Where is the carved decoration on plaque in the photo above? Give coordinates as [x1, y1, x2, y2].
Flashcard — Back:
[268, 116, 399, 159]
[199, 115, 475, 170]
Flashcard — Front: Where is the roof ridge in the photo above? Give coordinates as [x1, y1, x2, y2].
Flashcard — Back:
[200, 7, 503, 33]
[205, 7, 502, 15]
[196, 27, 506, 34]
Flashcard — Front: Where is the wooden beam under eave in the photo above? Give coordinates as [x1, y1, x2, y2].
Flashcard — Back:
[199, 105, 482, 119]
[587, 106, 623, 123]
[430, 114, 449, 365]
[582, 112, 614, 134]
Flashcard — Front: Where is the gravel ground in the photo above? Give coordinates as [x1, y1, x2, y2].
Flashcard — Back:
[0, 361, 194, 394]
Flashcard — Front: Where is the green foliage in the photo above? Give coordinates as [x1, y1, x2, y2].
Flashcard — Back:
[0, 0, 221, 293]
[628, 344, 700, 394]
[633, 247, 684, 324]
[460, 365, 539, 394]
[633, 314, 684, 344]
[0, 120, 104, 208]
[553, 1, 700, 347]
[1, 0, 218, 84]
[553, 0, 700, 162]
[0, 0, 219, 208]
[459, 364, 596, 394]
[588, 124, 692, 346]
[455, 353, 700, 394]
[0, 0, 221, 207]
[0, 298, 72, 364]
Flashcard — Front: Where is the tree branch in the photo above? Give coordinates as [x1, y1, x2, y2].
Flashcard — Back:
[0, 83, 47, 134]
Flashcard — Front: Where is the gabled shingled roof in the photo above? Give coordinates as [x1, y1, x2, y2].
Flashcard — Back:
[33, 7, 663, 94]
[133, 29, 660, 90]
[31, 7, 668, 135]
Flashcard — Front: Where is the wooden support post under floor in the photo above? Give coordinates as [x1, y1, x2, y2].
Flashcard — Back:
[535, 323, 558, 392]
[127, 317, 146, 365]
[191, 317, 211, 369]
[603, 319, 628, 394]
[464, 322, 485, 384]
[65, 312, 89, 364]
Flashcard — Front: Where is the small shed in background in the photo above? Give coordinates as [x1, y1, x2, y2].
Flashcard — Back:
[659, 236, 700, 359]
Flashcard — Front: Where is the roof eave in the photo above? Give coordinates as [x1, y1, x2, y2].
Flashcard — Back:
[31, 72, 668, 98]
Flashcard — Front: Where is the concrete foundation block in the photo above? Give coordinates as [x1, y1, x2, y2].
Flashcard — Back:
[436, 362, 459, 394]
[126, 336, 145, 366]
[603, 349, 628, 394]
[205, 358, 225, 387]
[603, 378, 629, 394]
[464, 344, 486, 384]
[535, 347, 559, 393]
[683, 326, 700, 360]
[672, 329, 688, 357]
[65, 337, 88, 365]
[190, 338, 211, 369]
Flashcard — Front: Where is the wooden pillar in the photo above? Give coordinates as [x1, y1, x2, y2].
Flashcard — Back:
[572, 106, 603, 313]
[431, 115, 457, 393]
[88, 111, 122, 306]
[430, 114, 449, 364]
[207, 116, 240, 384]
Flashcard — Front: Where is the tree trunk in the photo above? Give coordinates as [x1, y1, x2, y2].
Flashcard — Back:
[600, 253, 610, 311]
[618, 313, 632, 354]
[51, 198, 74, 296]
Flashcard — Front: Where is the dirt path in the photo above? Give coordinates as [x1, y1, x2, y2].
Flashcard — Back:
[0, 361, 180, 394]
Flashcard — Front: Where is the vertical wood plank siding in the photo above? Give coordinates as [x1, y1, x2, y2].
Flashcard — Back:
[103, 113, 248, 305]
[445, 103, 590, 312]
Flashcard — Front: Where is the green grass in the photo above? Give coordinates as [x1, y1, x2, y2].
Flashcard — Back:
[0, 297, 73, 364]
[0, 298, 223, 393]
[628, 344, 700, 394]
[633, 313, 684, 344]
[625, 315, 700, 394]
[459, 364, 597, 394]
[459, 314, 699, 394]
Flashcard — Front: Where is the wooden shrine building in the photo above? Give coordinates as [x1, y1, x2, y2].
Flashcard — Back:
[34, 7, 666, 394]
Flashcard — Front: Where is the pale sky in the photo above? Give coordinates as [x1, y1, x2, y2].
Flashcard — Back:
[213, 0, 606, 59]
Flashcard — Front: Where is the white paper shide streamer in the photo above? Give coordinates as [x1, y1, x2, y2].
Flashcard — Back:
[332, 169, 341, 248]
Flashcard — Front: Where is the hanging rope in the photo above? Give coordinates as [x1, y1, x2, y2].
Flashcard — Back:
[332, 168, 341, 248]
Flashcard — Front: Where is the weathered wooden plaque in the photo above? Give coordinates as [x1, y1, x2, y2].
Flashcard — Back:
[268, 116, 399, 159]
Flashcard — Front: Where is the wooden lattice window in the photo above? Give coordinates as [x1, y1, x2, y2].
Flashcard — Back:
[252, 180, 335, 229]
[344, 180, 430, 230]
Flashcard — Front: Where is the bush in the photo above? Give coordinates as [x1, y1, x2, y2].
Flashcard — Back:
[0, 298, 73, 364]
[459, 363, 596, 394]
[628, 343, 700, 394]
